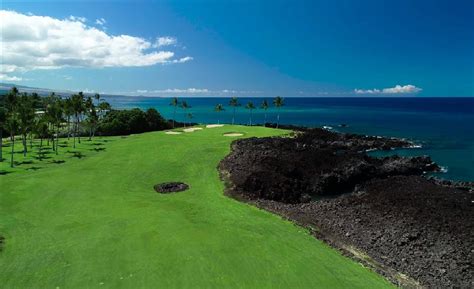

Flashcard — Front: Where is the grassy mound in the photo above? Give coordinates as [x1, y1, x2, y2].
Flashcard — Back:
[0, 125, 392, 288]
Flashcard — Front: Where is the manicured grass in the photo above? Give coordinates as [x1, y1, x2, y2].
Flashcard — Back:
[0, 125, 393, 288]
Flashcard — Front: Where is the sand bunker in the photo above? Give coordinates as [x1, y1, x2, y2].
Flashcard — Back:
[154, 182, 189, 193]
[223, 133, 244, 137]
[165, 131, 182, 135]
[183, 127, 203, 132]
[206, 124, 224, 128]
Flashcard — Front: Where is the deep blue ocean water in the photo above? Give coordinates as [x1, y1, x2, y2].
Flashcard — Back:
[103, 96, 474, 181]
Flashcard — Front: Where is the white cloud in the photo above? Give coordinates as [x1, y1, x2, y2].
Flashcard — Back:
[153, 88, 209, 94]
[95, 18, 106, 26]
[68, 15, 87, 23]
[155, 36, 177, 47]
[129, 88, 265, 96]
[354, 88, 381, 94]
[0, 10, 192, 78]
[171, 56, 193, 63]
[355, 84, 422, 94]
[382, 84, 422, 94]
[0, 74, 23, 81]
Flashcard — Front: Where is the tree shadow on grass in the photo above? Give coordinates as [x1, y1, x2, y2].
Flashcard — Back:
[91, 147, 106, 152]
[15, 160, 34, 166]
[68, 151, 85, 159]
[26, 166, 42, 171]
[0, 170, 12, 175]
[33, 154, 52, 160]
[50, 160, 65, 164]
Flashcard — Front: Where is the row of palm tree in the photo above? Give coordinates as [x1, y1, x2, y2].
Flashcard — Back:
[169, 97, 194, 128]
[170, 96, 285, 127]
[0, 87, 111, 168]
[216, 96, 284, 127]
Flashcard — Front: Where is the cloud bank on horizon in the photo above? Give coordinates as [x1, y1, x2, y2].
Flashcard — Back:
[354, 84, 422, 95]
[0, 10, 192, 81]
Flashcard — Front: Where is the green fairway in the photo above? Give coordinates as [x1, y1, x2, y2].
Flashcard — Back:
[0, 125, 393, 289]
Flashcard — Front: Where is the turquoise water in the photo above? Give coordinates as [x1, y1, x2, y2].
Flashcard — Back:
[103, 96, 474, 181]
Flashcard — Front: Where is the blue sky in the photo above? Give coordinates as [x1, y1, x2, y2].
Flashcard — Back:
[1, 0, 473, 96]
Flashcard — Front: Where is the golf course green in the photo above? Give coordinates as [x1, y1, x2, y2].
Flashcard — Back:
[0, 125, 393, 288]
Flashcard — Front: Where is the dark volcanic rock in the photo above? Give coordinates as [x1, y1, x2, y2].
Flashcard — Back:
[255, 176, 473, 288]
[219, 128, 437, 203]
[154, 182, 189, 193]
[219, 128, 472, 288]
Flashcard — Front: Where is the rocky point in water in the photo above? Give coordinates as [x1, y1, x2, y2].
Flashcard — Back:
[219, 128, 473, 288]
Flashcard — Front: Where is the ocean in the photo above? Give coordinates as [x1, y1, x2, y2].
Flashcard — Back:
[103, 96, 474, 181]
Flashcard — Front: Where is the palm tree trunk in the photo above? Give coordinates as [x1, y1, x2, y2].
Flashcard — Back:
[56, 125, 60, 155]
[249, 110, 252, 126]
[173, 107, 176, 128]
[67, 116, 70, 140]
[264, 112, 267, 127]
[232, 108, 235, 125]
[77, 118, 81, 144]
[276, 108, 280, 129]
[10, 133, 15, 168]
[73, 119, 76, 149]
[22, 134, 27, 157]
[183, 110, 186, 128]
[0, 129, 3, 162]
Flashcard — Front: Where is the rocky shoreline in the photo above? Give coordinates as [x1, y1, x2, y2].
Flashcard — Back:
[219, 128, 473, 288]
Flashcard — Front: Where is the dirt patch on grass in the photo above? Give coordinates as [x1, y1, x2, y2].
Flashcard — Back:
[223, 133, 244, 137]
[183, 127, 203, 132]
[154, 182, 189, 193]
[206, 124, 224, 128]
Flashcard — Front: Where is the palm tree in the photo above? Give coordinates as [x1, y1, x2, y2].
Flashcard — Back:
[181, 101, 190, 127]
[35, 115, 49, 149]
[48, 98, 64, 154]
[85, 97, 98, 141]
[17, 93, 35, 157]
[94, 93, 101, 106]
[98, 101, 111, 114]
[260, 99, 269, 126]
[5, 87, 19, 167]
[214, 104, 225, 124]
[63, 97, 74, 140]
[245, 101, 255, 126]
[229, 97, 240, 125]
[6, 112, 19, 168]
[71, 92, 85, 148]
[170, 97, 179, 128]
[187, 113, 193, 125]
[0, 107, 6, 162]
[273, 96, 284, 128]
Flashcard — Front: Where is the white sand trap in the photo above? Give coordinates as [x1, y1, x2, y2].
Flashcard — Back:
[206, 124, 224, 128]
[183, 127, 203, 132]
[223, 133, 244, 137]
[165, 131, 182, 135]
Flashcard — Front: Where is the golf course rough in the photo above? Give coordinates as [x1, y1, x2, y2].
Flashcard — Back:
[0, 125, 394, 289]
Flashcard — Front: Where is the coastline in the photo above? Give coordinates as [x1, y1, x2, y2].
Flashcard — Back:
[219, 126, 473, 288]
